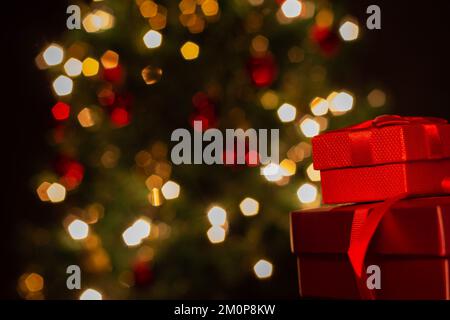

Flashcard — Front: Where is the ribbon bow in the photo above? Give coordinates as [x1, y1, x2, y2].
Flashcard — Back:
[348, 114, 447, 131]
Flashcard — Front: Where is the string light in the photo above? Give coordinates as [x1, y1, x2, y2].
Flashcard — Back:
[143, 30, 162, 48]
[140, 0, 158, 18]
[281, 0, 302, 18]
[82, 57, 100, 77]
[83, 13, 102, 33]
[145, 174, 163, 190]
[280, 158, 296, 176]
[306, 163, 320, 181]
[24, 273, 44, 293]
[161, 181, 180, 200]
[296, 183, 317, 203]
[68, 219, 89, 240]
[100, 50, 119, 69]
[122, 218, 152, 247]
[36, 182, 51, 202]
[277, 103, 297, 123]
[310, 97, 329, 116]
[328, 91, 354, 114]
[253, 259, 273, 279]
[64, 58, 82, 77]
[339, 19, 359, 41]
[207, 226, 226, 244]
[201, 0, 219, 16]
[77, 108, 96, 128]
[261, 163, 283, 182]
[299, 118, 320, 138]
[79, 288, 102, 300]
[239, 197, 259, 216]
[43, 44, 64, 66]
[46, 182, 66, 203]
[180, 41, 200, 60]
[207, 206, 227, 226]
[52, 102, 70, 121]
[52, 75, 73, 96]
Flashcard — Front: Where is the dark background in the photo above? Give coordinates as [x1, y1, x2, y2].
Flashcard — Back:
[1, 0, 450, 298]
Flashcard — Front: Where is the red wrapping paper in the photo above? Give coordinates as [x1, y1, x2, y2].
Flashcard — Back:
[290, 196, 450, 299]
[311, 115, 450, 204]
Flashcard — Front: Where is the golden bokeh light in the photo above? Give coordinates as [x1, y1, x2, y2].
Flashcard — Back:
[367, 89, 386, 108]
[239, 197, 259, 217]
[82, 57, 100, 77]
[145, 174, 163, 190]
[36, 182, 51, 202]
[310, 97, 329, 116]
[140, 0, 158, 17]
[24, 273, 44, 293]
[315, 9, 334, 28]
[148, 187, 163, 206]
[180, 41, 200, 60]
[77, 107, 96, 128]
[100, 50, 119, 69]
[201, 0, 219, 16]
[306, 163, 321, 181]
[280, 158, 296, 176]
[46, 182, 66, 203]
[260, 90, 279, 110]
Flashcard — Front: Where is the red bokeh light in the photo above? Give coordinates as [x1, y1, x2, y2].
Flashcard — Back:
[52, 102, 70, 120]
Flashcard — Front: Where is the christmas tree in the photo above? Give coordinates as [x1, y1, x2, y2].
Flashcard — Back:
[20, 0, 387, 299]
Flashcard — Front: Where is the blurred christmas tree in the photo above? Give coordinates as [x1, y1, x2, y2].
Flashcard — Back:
[21, 0, 388, 299]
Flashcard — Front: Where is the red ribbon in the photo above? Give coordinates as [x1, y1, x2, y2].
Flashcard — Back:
[345, 191, 450, 299]
[339, 115, 446, 166]
[343, 114, 447, 131]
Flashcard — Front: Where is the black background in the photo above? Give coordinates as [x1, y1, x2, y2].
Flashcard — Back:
[1, 0, 450, 299]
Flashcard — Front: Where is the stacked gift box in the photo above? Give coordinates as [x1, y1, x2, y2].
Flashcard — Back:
[290, 115, 450, 299]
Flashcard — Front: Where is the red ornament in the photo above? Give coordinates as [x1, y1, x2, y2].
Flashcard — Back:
[51, 102, 70, 121]
[248, 54, 277, 87]
[133, 260, 153, 287]
[310, 25, 340, 57]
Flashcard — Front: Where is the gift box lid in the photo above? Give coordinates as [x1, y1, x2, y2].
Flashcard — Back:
[312, 115, 450, 170]
[290, 196, 450, 256]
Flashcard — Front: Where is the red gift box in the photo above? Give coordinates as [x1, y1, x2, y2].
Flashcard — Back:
[290, 196, 450, 299]
[312, 115, 450, 204]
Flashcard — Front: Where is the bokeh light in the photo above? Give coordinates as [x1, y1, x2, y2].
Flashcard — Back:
[239, 197, 259, 216]
[296, 183, 318, 203]
[253, 259, 273, 279]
